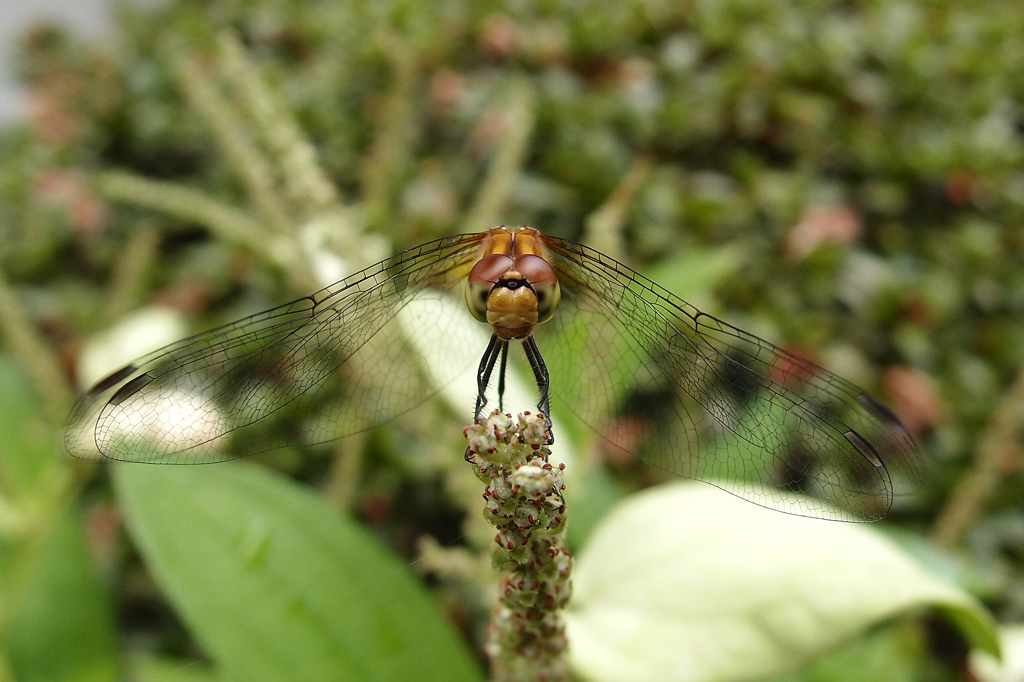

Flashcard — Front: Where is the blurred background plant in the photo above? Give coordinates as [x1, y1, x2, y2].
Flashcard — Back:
[1, 0, 1023, 681]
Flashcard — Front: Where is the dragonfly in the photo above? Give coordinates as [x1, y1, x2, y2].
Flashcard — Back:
[64, 226, 924, 521]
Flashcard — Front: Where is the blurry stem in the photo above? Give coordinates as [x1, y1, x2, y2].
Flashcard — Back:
[465, 411, 571, 682]
[215, 32, 372, 287]
[0, 274, 104, 662]
[217, 32, 341, 216]
[417, 535, 494, 590]
[460, 77, 536, 234]
[96, 171, 266, 247]
[0, 271, 96, 639]
[323, 433, 367, 513]
[932, 372, 1024, 548]
[173, 54, 294, 236]
[95, 171, 313, 291]
[0, 269, 74, 421]
[583, 154, 652, 261]
[362, 33, 417, 232]
[103, 223, 161, 324]
[0, 276, 100, 654]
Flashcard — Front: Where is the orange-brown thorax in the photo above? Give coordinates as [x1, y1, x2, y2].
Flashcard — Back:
[465, 227, 561, 340]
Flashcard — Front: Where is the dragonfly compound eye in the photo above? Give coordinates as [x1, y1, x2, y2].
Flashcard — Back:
[532, 280, 560, 323]
[514, 254, 560, 323]
[467, 254, 514, 322]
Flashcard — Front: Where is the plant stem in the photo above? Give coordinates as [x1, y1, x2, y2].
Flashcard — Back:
[932, 371, 1024, 548]
[460, 76, 536, 234]
[0, 268, 74, 420]
[217, 31, 341, 215]
[94, 170, 311, 289]
[583, 153, 652, 261]
[361, 32, 418, 233]
[464, 410, 572, 682]
[173, 53, 295, 236]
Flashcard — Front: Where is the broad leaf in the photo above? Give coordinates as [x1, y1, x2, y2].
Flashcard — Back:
[565, 482, 998, 682]
[113, 462, 482, 682]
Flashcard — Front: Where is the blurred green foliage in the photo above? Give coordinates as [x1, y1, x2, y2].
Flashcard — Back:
[1, 0, 1023, 680]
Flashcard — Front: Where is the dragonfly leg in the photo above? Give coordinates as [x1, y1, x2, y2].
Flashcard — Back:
[496, 341, 510, 412]
[474, 333, 505, 422]
[523, 335, 554, 445]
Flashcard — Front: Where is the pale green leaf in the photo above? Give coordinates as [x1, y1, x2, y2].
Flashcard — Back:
[776, 620, 926, 682]
[971, 624, 1024, 682]
[565, 482, 998, 682]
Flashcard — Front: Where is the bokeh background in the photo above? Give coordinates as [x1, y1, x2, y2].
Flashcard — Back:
[1, 0, 1023, 680]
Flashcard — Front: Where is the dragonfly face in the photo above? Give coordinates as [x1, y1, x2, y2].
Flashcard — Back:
[64, 227, 925, 521]
[465, 227, 561, 340]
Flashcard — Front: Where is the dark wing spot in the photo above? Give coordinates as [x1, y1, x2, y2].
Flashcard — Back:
[844, 430, 884, 468]
[88, 364, 139, 398]
[109, 373, 155, 406]
[856, 393, 906, 433]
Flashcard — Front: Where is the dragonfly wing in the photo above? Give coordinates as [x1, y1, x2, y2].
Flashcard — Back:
[537, 236, 923, 521]
[64, 233, 486, 463]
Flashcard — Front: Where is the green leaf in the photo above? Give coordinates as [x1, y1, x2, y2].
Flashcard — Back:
[971, 624, 1024, 681]
[566, 467, 627, 552]
[564, 482, 999, 682]
[642, 244, 745, 303]
[4, 509, 119, 682]
[112, 462, 483, 682]
[775, 619, 928, 682]
[128, 652, 220, 682]
[0, 357, 63, 495]
[0, 354, 117, 682]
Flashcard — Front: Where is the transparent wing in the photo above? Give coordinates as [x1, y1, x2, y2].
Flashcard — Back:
[536, 236, 925, 521]
[64, 233, 487, 463]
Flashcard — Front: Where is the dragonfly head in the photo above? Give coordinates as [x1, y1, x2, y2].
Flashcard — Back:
[466, 252, 561, 340]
